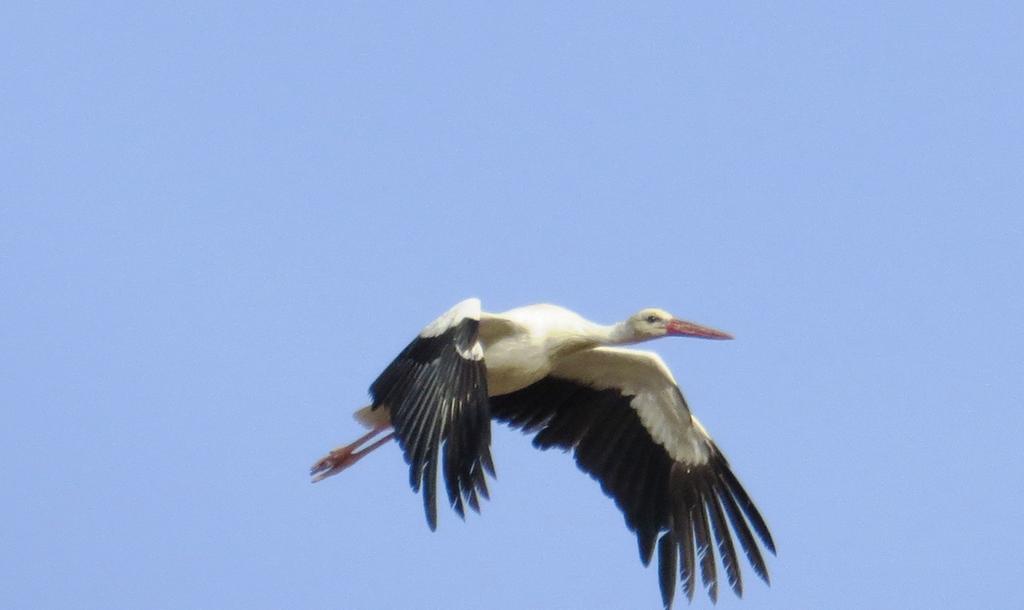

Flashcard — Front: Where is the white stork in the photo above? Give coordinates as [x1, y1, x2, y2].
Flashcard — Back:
[311, 298, 774, 608]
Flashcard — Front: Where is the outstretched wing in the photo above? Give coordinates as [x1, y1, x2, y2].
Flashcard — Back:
[489, 347, 774, 608]
[369, 298, 494, 530]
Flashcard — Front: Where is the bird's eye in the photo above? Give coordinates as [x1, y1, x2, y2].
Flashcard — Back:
[645, 315, 660, 324]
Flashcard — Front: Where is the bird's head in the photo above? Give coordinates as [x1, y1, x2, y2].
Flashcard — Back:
[626, 308, 734, 342]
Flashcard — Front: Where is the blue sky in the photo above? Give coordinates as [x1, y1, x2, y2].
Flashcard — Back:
[3, 2, 1022, 609]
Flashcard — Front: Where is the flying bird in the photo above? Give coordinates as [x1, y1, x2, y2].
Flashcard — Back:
[311, 298, 774, 608]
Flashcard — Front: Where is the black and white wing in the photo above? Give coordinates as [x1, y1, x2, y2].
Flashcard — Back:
[368, 298, 494, 530]
[490, 347, 775, 608]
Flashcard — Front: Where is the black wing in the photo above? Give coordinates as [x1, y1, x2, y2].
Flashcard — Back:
[369, 299, 494, 530]
[490, 349, 775, 608]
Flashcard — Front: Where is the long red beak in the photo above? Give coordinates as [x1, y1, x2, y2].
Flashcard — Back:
[665, 319, 734, 340]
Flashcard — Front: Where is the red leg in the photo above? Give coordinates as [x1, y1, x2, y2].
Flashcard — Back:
[310, 427, 395, 483]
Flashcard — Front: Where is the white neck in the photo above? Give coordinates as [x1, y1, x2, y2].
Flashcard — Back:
[543, 321, 634, 362]
[607, 321, 640, 345]
[581, 321, 638, 347]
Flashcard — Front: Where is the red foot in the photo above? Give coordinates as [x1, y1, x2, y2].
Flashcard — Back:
[310, 427, 395, 483]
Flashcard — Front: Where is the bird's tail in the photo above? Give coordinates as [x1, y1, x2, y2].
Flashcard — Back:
[354, 404, 391, 429]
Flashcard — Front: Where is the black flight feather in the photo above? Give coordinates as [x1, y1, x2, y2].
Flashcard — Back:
[491, 376, 774, 607]
[369, 316, 492, 529]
